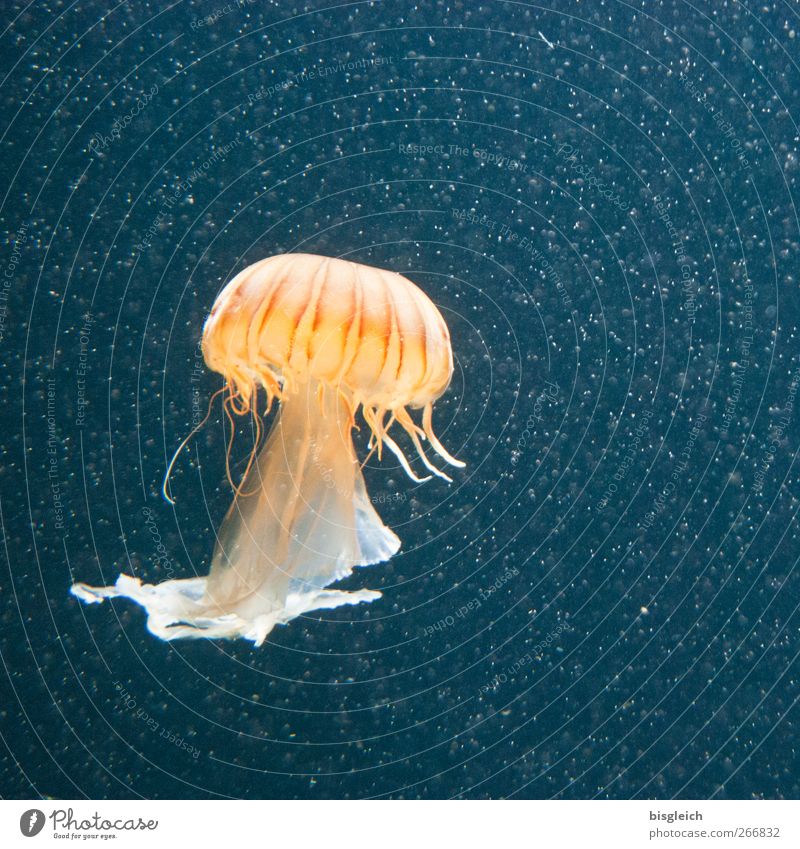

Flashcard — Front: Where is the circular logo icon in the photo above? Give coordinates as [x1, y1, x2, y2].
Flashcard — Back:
[19, 810, 45, 837]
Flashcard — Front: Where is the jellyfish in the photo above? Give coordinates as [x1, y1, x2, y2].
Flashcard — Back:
[71, 253, 464, 645]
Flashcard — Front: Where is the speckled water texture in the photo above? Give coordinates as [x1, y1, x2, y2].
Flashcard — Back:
[1, 0, 799, 799]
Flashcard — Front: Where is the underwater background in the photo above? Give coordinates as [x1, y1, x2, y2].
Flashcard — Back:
[1, 0, 799, 799]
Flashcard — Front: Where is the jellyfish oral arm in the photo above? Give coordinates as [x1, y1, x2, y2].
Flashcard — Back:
[198, 377, 399, 626]
[69, 379, 398, 646]
[69, 574, 380, 645]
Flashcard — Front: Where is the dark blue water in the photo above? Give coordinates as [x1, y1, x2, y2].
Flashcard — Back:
[2, 1, 799, 799]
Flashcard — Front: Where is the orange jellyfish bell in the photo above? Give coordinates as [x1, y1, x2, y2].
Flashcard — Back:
[71, 253, 464, 645]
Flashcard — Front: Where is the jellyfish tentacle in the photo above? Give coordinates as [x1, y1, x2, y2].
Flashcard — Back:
[396, 405, 427, 440]
[255, 362, 282, 409]
[230, 364, 257, 412]
[223, 390, 242, 493]
[235, 394, 266, 498]
[395, 406, 453, 482]
[359, 442, 378, 470]
[375, 407, 391, 452]
[382, 432, 432, 483]
[422, 402, 466, 468]
[229, 390, 248, 416]
[315, 380, 326, 417]
[362, 405, 395, 463]
[361, 404, 379, 451]
[336, 386, 358, 432]
[162, 386, 227, 505]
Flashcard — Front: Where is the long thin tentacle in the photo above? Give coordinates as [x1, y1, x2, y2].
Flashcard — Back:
[362, 404, 379, 450]
[422, 403, 466, 468]
[257, 365, 282, 410]
[234, 393, 265, 498]
[162, 386, 227, 505]
[382, 433, 432, 483]
[395, 406, 453, 482]
[223, 392, 239, 492]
